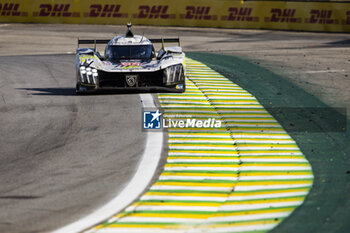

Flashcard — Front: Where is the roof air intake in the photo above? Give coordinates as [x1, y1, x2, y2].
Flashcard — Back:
[125, 23, 134, 38]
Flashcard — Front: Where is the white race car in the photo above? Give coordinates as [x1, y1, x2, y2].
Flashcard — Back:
[76, 24, 186, 94]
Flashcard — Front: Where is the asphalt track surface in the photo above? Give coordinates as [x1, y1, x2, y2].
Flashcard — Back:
[0, 54, 148, 232]
[0, 24, 349, 233]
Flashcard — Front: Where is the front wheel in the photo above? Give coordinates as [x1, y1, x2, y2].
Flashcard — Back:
[76, 83, 84, 95]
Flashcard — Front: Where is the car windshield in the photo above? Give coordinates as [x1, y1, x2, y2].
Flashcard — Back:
[108, 45, 152, 60]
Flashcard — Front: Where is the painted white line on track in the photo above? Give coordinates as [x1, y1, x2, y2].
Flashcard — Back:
[141, 196, 227, 202]
[51, 94, 162, 233]
[118, 217, 204, 223]
[150, 185, 234, 191]
[234, 184, 312, 191]
[304, 69, 345, 74]
[160, 175, 238, 181]
[220, 201, 304, 211]
[125, 206, 219, 212]
[228, 191, 309, 200]
[207, 212, 291, 222]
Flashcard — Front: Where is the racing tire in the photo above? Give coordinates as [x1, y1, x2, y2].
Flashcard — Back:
[76, 83, 83, 95]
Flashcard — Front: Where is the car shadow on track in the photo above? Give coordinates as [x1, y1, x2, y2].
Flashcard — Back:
[17, 88, 77, 96]
[17, 88, 177, 96]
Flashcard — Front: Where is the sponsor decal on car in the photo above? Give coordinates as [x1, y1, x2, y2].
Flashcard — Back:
[121, 62, 141, 69]
[121, 62, 141, 67]
[79, 55, 97, 62]
[176, 84, 183, 89]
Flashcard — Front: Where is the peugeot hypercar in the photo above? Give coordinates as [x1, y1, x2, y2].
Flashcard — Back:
[75, 24, 186, 94]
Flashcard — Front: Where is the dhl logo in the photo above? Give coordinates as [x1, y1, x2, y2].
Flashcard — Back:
[133, 5, 174, 19]
[0, 3, 26, 16]
[266, 8, 301, 23]
[87, 4, 128, 18]
[182, 6, 217, 20]
[221, 7, 258, 22]
[306, 10, 338, 24]
[33, 4, 80, 17]
[344, 11, 350, 25]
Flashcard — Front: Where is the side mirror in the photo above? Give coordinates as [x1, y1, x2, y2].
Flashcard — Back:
[95, 51, 105, 60]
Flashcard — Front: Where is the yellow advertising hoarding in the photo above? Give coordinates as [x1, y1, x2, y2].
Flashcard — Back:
[0, 0, 349, 32]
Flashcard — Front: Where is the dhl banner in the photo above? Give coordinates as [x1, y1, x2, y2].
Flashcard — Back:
[0, 0, 349, 32]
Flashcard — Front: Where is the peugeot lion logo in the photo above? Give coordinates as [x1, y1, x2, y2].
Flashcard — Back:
[126, 75, 137, 87]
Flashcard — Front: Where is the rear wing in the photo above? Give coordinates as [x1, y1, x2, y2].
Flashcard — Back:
[77, 38, 180, 47]
[150, 38, 180, 46]
[77, 39, 110, 48]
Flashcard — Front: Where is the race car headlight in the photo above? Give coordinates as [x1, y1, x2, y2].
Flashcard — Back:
[79, 66, 98, 84]
[163, 64, 183, 83]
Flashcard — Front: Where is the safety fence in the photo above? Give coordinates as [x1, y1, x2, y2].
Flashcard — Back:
[1, 0, 348, 34]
